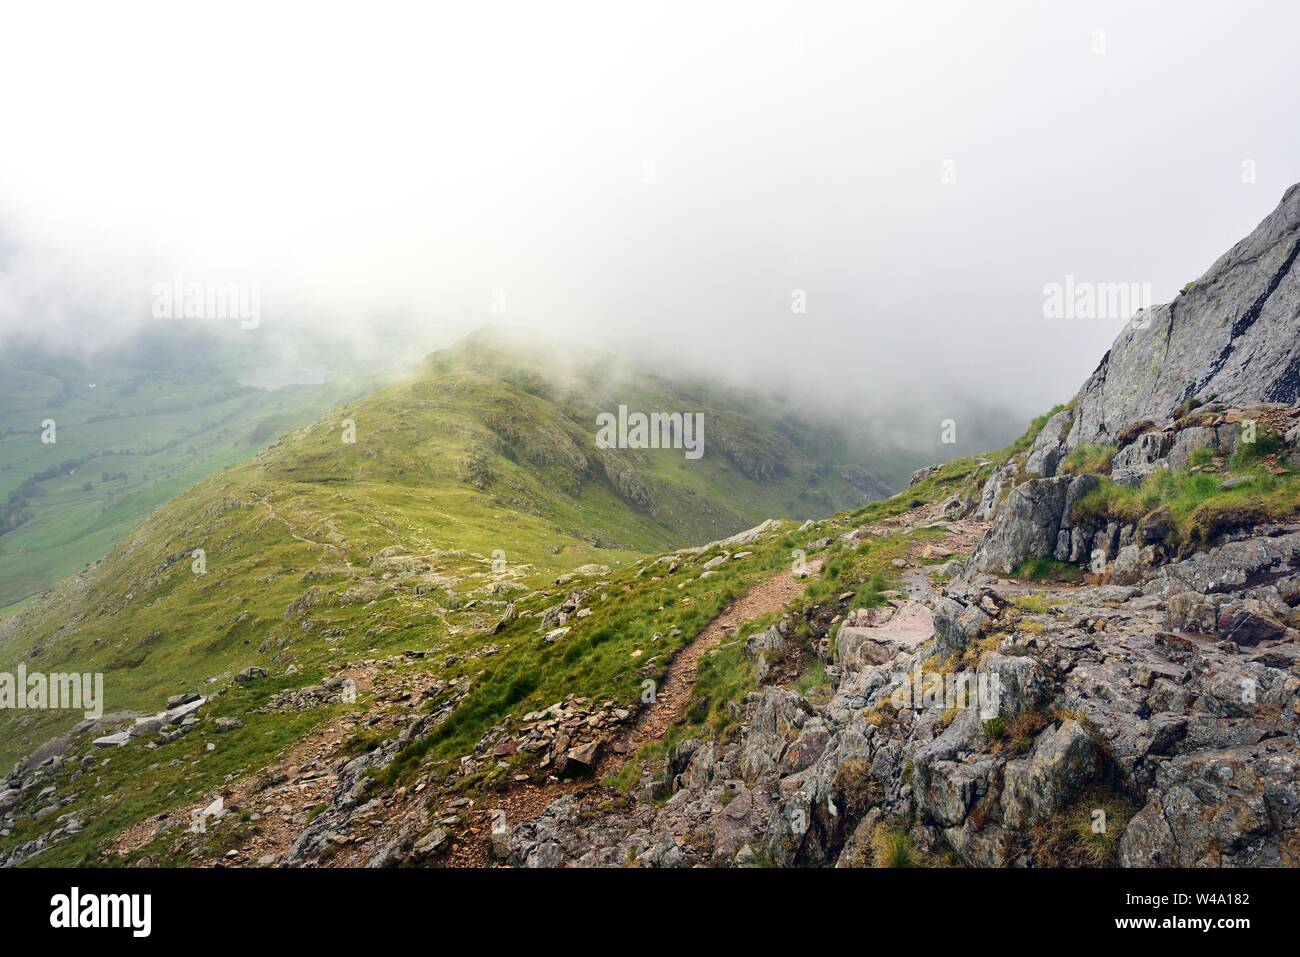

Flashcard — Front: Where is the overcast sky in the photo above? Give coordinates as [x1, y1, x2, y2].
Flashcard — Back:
[1, 0, 1298, 437]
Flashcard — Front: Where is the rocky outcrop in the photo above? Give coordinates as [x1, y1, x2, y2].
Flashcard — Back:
[909, 464, 942, 486]
[1119, 745, 1300, 867]
[504, 511, 1300, 869]
[975, 460, 1017, 520]
[966, 475, 1097, 575]
[966, 398, 1299, 582]
[1068, 184, 1300, 449]
[975, 188, 1300, 584]
[1109, 430, 1171, 485]
[1025, 409, 1072, 477]
[599, 455, 656, 513]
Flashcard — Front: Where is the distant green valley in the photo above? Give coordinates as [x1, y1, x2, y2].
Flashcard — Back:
[0, 330, 380, 612]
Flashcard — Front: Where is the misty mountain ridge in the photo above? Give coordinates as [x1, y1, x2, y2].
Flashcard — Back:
[1, 186, 1297, 871]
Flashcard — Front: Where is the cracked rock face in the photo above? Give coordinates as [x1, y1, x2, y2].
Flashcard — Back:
[966, 475, 1098, 575]
[1068, 184, 1300, 449]
[1119, 745, 1300, 867]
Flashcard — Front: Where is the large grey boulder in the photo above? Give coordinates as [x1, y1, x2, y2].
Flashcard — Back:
[974, 460, 1017, 521]
[1110, 430, 1171, 484]
[738, 688, 813, 783]
[1067, 183, 1300, 449]
[976, 653, 1051, 719]
[967, 475, 1097, 575]
[1145, 530, 1300, 596]
[1000, 719, 1098, 828]
[1216, 599, 1288, 645]
[1025, 409, 1073, 477]
[931, 597, 991, 659]
[911, 710, 991, 828]
[1165, 591, 1221, 633]
[909, 464, 941, 486]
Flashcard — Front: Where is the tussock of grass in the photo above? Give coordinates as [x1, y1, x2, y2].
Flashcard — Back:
[1010, 557, 1083, 583]
[851, 570, 893, 608]
[870, 824, 916, 867]
[1059, 444, 1116, 476]
[1011, 594, 1066, 614]
[800, 537, 907, 609]
[794, 660, 827, 696]
[995, 709, 1052, 754]
[1188, 445, 1216, 469]
[1026, 785, 1137, 866]
[1011, 405, 1067, 458]
[600, 761, 642, 795]
[1229, 427, 1287, 469]
[832, 759, 881, 819]
[863, 704, 903, 728]
[687, 641, 755, 733]
[958, 633, 1002, 670]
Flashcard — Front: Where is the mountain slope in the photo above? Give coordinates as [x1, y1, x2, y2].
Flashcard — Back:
[0, 330, 895, 773]
[487, 188, 1300, 870]
[5, 191, 1298, 872]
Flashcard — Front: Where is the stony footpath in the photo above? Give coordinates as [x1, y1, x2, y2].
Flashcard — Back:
[498, 387, 1300, 868]
[505, 502, 1300, 867]
[288, 552, 828, 868]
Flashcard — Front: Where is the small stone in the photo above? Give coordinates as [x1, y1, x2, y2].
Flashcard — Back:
[411, 827, 449, 860]
[489, 810, 510, 859]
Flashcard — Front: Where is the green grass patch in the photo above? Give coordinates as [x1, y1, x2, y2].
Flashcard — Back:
[19, 695, 335, 867]
[1010, 557, 1083, 583]
[1070, 462, 1299, 554]
[1059, 444, 1116, 476]
[851, 570, 893, 608]
[793, 659, 827, 697]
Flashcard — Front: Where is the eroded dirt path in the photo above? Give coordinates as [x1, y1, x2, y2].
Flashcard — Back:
[256, 494, 351, 564]
[461, 508, 992, 867]
[435, 558, 827, 867]
[345, 511, 989, 868]
[619, 557, 826, 749]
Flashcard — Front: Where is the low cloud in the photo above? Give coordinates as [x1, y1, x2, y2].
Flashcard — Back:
[2, 1, 1297, 452]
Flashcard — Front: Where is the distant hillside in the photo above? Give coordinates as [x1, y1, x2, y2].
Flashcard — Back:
[0, 328, 379, 612]
[405, 327, 896, 543]
[0, 329, 897, 769]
